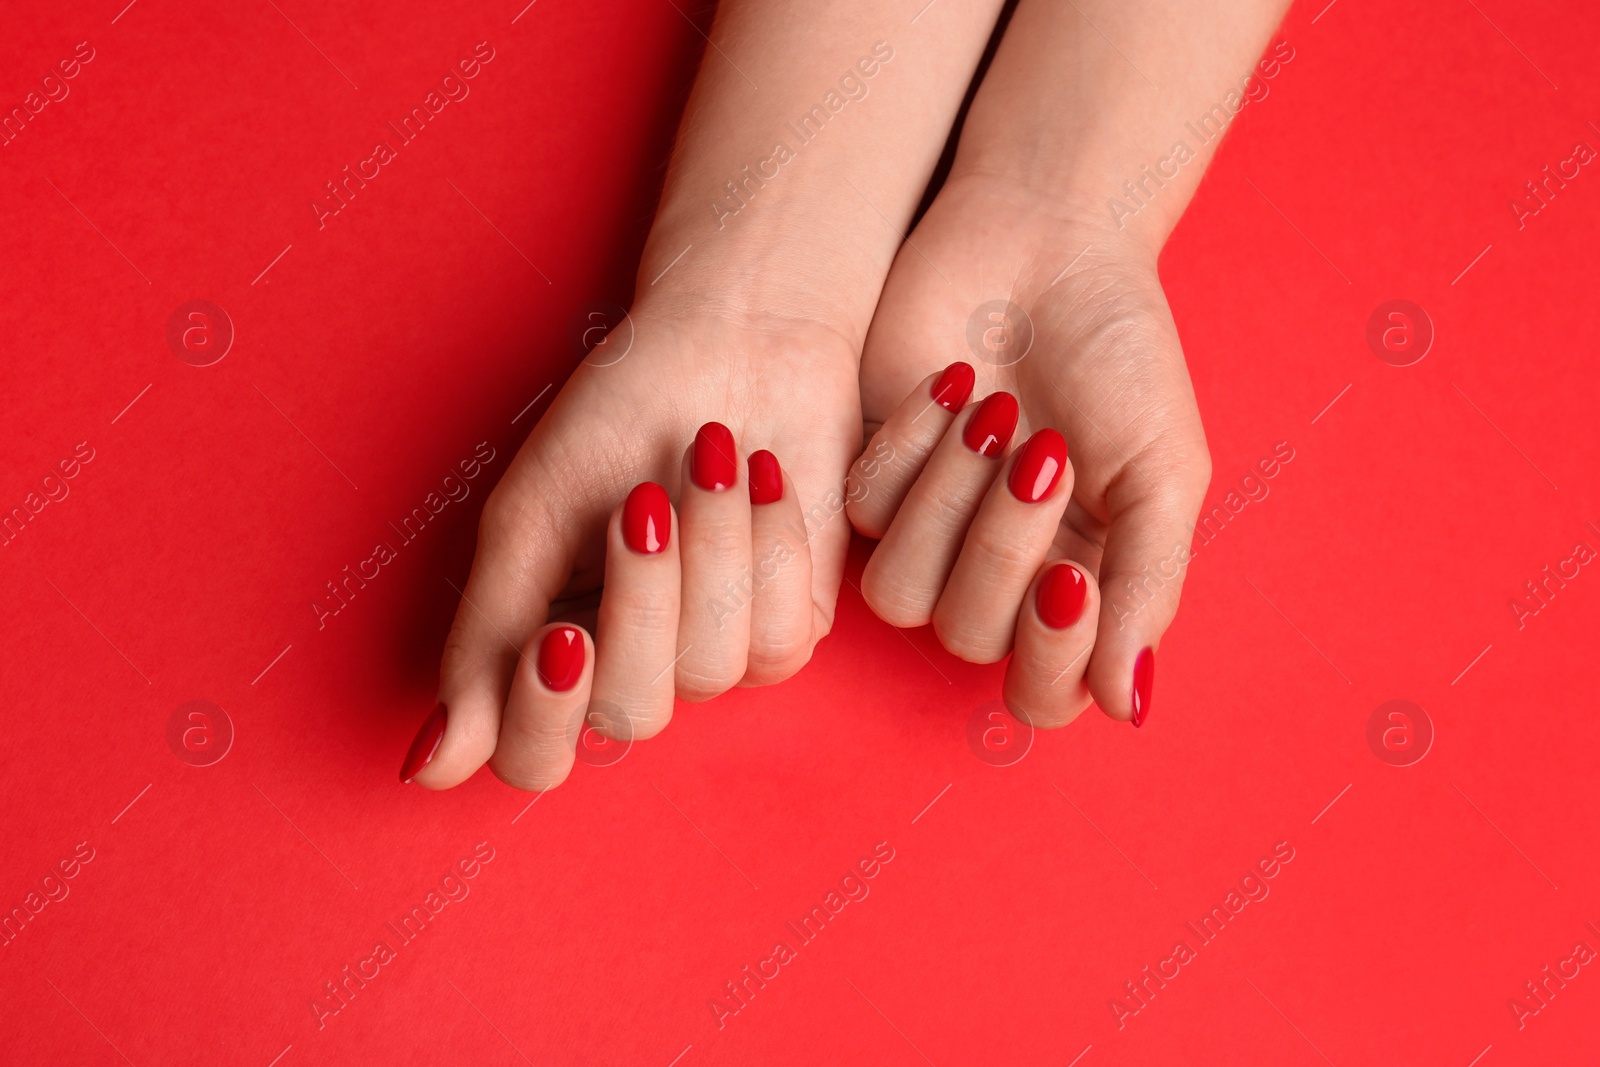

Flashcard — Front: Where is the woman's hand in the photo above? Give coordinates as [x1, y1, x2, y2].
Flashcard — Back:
[399, 0, 1012, 790]
[404, 303, 861, 791]
[846, 0, 1292, 728]
[850, 178, 1209, 730]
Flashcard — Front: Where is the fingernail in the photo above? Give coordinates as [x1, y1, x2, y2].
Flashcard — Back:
[537, 626, 586, 692]
[931, 361, 976, 412]
[400, 703, 447, 784]
[691, 422, 738, 491]
[1037, 563, 1087, 629]
[622, 482, 671, 554]
[1131, 647, 1155, 728]
[962, 391, 1019, 457]
[748, 449, 783, 505]
[1008, 428, 1067, 503]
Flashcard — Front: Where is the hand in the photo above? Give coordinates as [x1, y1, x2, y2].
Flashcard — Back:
[403, 303, 860, 791]
[848, 174, 1210, 729]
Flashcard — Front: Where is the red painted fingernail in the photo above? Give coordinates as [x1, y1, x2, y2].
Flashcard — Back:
[748, 450, 783, 505]
[537, 626, 585, 692]
[1037, 564, 1087, 629]
[1008, 429, 1067, 503]
[692, 422, 738, 491]
[622, 482, 671, 554]
[1131, 647, 1155, 728]
[931, 361, 976, 412]
[962, 392, 1019, 457]
[400, 703, 447, 783]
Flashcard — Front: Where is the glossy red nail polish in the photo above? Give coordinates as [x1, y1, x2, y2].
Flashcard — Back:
[1037, 564, 1087, 629]
[692, 422, 738, 491]
[1131, 647, 1155, 728]
[537, 626, 585, 692]
[622, 482, 671, 554]
[931, 361, 976, 412]
[400, 703, 447, 784]
[748, 449, 783, 505]
[962, 391, 1019, 457]
[1008, 429, 1067, 503]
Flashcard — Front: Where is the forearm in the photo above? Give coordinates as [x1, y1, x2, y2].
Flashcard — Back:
[953, 0, 1295, 252]
[637, 0, 1007, 344]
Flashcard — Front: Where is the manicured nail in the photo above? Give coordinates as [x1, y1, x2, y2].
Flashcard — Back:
[1037, 563, 1087, 629]
[962, 391, 1019, 457]
[537, 626, 585, 692]
[622, 482, 671, 554]
[931, 361, 976, 412]
[691, 422, 738, 491]
[1131, 647, 1155, 728]
[748, 449, 783, 505]
[1008, 429, 1067, 503]
[400, 703, 447, 783]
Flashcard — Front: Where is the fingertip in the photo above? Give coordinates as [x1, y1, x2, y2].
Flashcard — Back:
[1001, 560, 1101, 730]
[1086, 623, 1153, 727]
[1131, 646, 1155, 728]
[622, 481, 673, 554]
[400, 702, 448, 785]
[535, 624, 587, 692]
[691, 421, 739, 492]
[961, 390, 1019, 457]
[931, 360, 976, 412]
[1035, 561, 1088, 630]
[748, 450, 783, 505]
[490, 622, 596, 792]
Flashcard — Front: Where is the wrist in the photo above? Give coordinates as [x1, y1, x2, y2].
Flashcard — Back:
[625, 241, 866, 372]
[933, 166, 1169, 285]
[633, 197, 889, 356]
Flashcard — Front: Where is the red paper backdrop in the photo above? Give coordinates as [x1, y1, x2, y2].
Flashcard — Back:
[3, 0, 1598, 1064]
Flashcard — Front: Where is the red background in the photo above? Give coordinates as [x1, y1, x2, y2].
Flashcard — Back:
[3, 0, 1598, 1064]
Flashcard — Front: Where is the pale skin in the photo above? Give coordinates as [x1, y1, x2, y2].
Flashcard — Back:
[406, 0, 1294, 791]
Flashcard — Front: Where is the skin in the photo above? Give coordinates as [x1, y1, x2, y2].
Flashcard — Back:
[414, 0, 1010, 790]
[413, 0, 1294, 790]
[852, 0, 1294, 727]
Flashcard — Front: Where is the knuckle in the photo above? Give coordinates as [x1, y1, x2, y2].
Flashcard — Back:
[932, 613, 1008, 665]
[919, 493, 968, 537]
[688, 518, 748, 568]
[603, 585, 678, 634]
[861, 570, 933, 629]
[591, 698, 670, 742]
[675, 658, 744, 703]
[1010, 694, 1089, 731]
[489, 748, 571, 793]
[885, 416, 942, 459]
[744, 632, 814, 686]
[964, 526, 1041, 573]
[845, 495, 890, 541]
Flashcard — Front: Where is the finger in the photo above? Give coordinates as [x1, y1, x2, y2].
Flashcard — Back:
[409, 450, 577, 789]
[741, 451, 815, 686]
[933, 428, 1073, 662]
[488, 623, 594, 792]
[1084, 447, 1210, 727]
[675, 422, 753, 701]
[860, 390, 1020, 628]
[589, 482, 680, 742]
[1003, 561, 1102, 729]
[846, 361, 975, 538]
